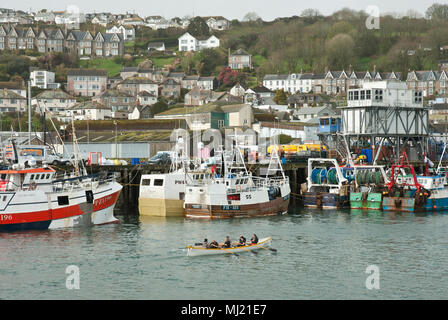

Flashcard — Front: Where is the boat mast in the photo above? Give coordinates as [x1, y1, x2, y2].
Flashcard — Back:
[27, 80, 31, 146]
[71, 115, 80, 175]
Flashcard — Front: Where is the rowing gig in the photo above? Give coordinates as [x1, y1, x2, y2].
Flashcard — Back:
[186, 237, 272, 256]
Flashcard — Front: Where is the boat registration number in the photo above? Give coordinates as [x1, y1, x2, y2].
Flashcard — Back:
[0, 214, 13, 221]
[222, 205, 240, 210]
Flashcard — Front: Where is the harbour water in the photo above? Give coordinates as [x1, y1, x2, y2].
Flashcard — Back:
[1, 206, 448, 300]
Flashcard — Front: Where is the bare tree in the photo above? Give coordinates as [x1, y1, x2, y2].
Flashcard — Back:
[243, 12, 261, 22]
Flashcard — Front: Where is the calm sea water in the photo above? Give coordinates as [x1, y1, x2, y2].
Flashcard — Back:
[1, 206, 448, 300]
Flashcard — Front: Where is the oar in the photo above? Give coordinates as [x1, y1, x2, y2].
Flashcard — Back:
[259, 246, 277, 252]
[238, 246, 258, 255]
[222, 248, 239, 257]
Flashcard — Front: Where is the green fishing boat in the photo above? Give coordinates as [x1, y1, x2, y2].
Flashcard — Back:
[349, 165, 388, 210]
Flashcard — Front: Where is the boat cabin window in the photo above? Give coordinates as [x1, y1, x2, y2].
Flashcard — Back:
[30, 174, 34, 180]
[46, 174, 50, 179]
[141, 179, 151, 186]
[2, 195, 6, 201]
[154, 179, 164, 186]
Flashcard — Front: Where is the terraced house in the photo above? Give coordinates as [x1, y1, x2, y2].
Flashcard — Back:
[406, 70, 448, 97]
[0, 26, 124, 56]
[0, 89, 26, 113]
[67, 69, 108, 97]
[263, 69, 402, 95]
[93, 89, 137, 118]
[0, 25, 36, 50]
[32, 89, 76, 114]
[117, 77, 159, 97]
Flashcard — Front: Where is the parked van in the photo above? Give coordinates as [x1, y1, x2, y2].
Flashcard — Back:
[15, 145, 70, 166]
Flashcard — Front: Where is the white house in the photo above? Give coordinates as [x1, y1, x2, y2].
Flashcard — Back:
[32, 89, 76, 115]
[106, 25, 135, 41]
[178, 32, 220, 52]
[230, 83, 246, 97]
[147, 42, 165, 51]
[66, 101, 112, 121]
[30, 70, 60, 89]
[137, 91, 157, 105]
[204, 16, 230, 31]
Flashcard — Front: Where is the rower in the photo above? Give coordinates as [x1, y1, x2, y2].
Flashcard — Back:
[222, 236, 231, 248]
[202, 238, 209, 248]
[209, 240, 219, 248]
[251, 234, 258, 244]
[237, 235, 246, 246]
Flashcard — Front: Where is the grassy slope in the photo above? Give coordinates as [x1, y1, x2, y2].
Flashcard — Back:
[79, 58, 123, 77]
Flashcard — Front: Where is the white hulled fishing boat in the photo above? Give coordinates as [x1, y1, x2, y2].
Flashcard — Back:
[184, 144, 290, 219]
[0, 141, 122, 231]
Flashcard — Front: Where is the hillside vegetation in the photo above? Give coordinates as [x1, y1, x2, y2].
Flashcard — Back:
[1, 4, 448, 84]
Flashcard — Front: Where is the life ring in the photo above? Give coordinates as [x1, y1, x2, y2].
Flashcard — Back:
[29, 182, 37, 191]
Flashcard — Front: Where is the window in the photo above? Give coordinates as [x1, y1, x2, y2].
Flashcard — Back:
[141, 179, 151, 186]
[154, 179, 164, 186]
[57, 196, 69, 205]
[374, 89, 383, 101]
[361, 90, 365, 100]
[366, 90, 371, 99]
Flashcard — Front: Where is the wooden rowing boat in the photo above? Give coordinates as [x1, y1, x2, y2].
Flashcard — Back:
[186, 237, 272, 256]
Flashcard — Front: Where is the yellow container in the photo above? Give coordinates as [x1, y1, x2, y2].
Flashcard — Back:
[267, 145, 284, 154]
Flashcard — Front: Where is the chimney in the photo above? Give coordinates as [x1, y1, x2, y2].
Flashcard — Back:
[324, 66, 328, 74]
[373, 65, 377, 74]
[348, 64, 353, 74]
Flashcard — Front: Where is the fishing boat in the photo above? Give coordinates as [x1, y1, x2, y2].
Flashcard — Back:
[349, 165, 389, 210]
[183, 144, 290, 219]
[381, 152, 448, 212]
[0, 163, 122, 231]
[138, 138, 215, 217]
[0, 125, 122, 231]
[302, 158, 352, 209]
[187, 236, 272, 256]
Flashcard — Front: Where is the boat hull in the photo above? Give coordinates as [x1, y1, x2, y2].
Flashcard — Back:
[304, 192, 348, 209]
[0, 183, 122, 231]
[187, 237, 272, 256]
[350, 192, 382, 210]
[184, 195, 289, 219]
[138, 198, 184, 217]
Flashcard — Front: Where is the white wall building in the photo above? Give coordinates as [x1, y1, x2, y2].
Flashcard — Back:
[30, 70, 60, 89]
[342, 81, 426, 136]
[178, 32, 219, 52]
[263, 73, 314, 94]
[106, 25, 135, 41]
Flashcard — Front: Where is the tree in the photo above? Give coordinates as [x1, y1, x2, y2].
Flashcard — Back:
[217, 67, 246, 88]
[300, 9, 322, 23]
[243, 12, 261, 22]
[425, 3, 448, 20]
[151, 101, 169, 115]
[325, 34, 355, 69]
[273, 89, 288, 105]
[187, 17, 210, 37]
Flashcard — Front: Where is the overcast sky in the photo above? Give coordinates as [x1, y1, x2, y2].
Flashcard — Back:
[7, 0, 441, 21]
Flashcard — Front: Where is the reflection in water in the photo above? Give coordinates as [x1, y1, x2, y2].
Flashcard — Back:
[1, 206, 448, 299]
